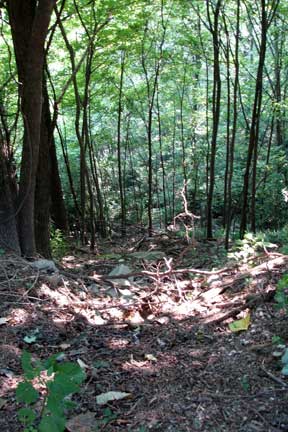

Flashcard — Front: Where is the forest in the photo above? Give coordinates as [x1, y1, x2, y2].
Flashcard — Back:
[1, 1, 288, 431]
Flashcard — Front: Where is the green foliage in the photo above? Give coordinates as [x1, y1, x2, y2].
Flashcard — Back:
[16, 351, 86, 432]
[275, 274, 288, 312]
[240, 375, 250, 393]
[272, 335, 284, 345]
[264, 225, 288, 254]
[229, 233, 276, 263]
[50, 228, 69, 259]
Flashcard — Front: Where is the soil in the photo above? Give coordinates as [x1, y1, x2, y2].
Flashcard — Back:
[0, 231, 288, 432]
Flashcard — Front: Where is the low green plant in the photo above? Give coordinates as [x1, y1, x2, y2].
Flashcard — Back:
[264, 225, 288, 253]
[272, 335, 284, 345]
[275, 273, 288, 312]
[16, 351, 86, 432]
[240, 374, 250, 392]
[50, 228, 68, 259]
[229, 233, 276, 263]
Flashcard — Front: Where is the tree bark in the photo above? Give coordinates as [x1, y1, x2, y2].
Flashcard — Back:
[206, 0, 222, 239]
[7, 0, 55, 256]
[0, 140, 20, 253]
[239, 0, 278, 237]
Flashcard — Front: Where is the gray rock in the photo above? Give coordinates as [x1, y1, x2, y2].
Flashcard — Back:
[30, 259, 58, 273]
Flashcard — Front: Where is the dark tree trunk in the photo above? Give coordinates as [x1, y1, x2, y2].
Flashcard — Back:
[50, 136, 68, 233]
[206, 0, 222, 239]
[224, 0, 240, 249]
[7, 0, 55, 256]
[239, 0, 279, 237]
[35, 80, 52, 257]
[0, 141, 20, 253]
[117, 50, 126, 236]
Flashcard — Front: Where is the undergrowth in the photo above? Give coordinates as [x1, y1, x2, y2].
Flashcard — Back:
[50, 228, 69, 259]
[16, 351, 85, 432]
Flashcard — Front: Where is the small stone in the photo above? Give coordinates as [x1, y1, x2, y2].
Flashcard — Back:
[30, 259, 58, 273]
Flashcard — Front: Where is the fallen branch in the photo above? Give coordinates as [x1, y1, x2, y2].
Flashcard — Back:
[202, 289, 275, 325]
[61, 265, 229, 284]
[100, 266, 229, 281]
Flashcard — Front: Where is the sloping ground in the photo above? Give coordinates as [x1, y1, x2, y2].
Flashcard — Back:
[0, 233, 288, 432]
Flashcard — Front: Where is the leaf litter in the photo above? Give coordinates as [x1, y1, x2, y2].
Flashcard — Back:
[0, 230, 288, 431]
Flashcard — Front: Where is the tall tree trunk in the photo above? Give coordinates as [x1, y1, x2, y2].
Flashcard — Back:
[0, 139, 20, 253]
[34, 79, 52, 257]
[117, 50, 126, 235]
[206, 0, 222, 239]
[7, 0, 55, 256]
[225, 0, 240, 249]
[239, 0, 279, 237]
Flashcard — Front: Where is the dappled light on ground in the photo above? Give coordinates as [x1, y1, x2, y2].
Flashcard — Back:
[0, 232, 288, 431]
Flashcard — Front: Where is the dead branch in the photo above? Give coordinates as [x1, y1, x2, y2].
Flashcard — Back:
[173, 182, 200, 244]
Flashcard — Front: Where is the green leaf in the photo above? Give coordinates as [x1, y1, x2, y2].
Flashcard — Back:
[46, 395, 64, 418]
[21, 351, 42, 380]
[21, 351, 35, 380]
[228, 314, 251, 332]
[18, 407, 36, 425]
[62, 399, 77, 410]
[39, 414, 66, 432]
[48, 374, 80, 398]
[16, 382, 39, 405]
[54, 362, 86, 384]
[44, 353, 65, 372]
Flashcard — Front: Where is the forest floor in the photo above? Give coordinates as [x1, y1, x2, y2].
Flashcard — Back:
[0, 228, 288, 432]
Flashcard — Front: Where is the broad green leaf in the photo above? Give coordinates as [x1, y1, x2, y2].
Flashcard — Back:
[39, 414, 66, 432]
[21, 351, 35, 380]
[22, 351, 43, 379]
[54, 362, 86, 384]
[46, 391, 64, 417]
[47, 378, 78, 402]
[18, 407, 36, 424]
[44, 354, 59, 370]
[16, 382, 39, 404]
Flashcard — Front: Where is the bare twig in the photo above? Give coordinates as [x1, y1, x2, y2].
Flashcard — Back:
[261, 361, 288, 388]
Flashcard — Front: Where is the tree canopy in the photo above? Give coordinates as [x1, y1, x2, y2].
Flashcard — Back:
[0, 0, 287, 256]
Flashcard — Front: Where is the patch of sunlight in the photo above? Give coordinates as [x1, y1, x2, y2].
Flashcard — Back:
[122, 358, 157, 374]
[106, 337, 129, 349]
[8, 308, 30, 325]
[39, 283, 70, 306]
[162, 300, 207, 318]
[74, 308, 107, 326]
